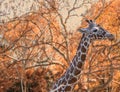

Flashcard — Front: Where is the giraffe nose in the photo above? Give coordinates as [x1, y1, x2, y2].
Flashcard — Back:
[106, 34, 115, 41]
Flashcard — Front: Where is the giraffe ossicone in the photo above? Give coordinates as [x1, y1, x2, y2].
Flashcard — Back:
[51, 19, 115, 92]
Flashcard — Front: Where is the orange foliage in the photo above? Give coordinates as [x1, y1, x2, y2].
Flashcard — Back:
[0, 0, 120, 92]
[0, 10, 62, 91]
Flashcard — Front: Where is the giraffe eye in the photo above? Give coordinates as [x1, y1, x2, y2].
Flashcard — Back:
[93, 29, 97, 32]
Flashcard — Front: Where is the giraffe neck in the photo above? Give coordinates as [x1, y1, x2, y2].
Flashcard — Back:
[52, 34, 91, 92]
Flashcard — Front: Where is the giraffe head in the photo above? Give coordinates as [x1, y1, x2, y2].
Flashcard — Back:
[78, 20, 115, 41]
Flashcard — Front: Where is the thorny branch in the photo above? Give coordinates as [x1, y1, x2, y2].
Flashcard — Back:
[0, 0, 120, 92]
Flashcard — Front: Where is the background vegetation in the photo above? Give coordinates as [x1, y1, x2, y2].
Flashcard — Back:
[0, 0, 120, 92]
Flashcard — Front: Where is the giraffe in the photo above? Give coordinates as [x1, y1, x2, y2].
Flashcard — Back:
[51, 20, 115, 92]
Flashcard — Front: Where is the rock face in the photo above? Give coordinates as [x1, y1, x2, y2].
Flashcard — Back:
[0, 0, 99, 24]
[0, 0, 40, 23]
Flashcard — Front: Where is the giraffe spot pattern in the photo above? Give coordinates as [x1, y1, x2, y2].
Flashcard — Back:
[81, 46, 86, 53]
[68, 76, 77, 84]
[74, 67, 81, 76]
[58, 88, 62, 92]
[97, 34, 103, 39]
[64, 86, 71, 91]
[77, 61, 83, 69]
[84, 42, 88, 47]
[81, 54, 86, 61]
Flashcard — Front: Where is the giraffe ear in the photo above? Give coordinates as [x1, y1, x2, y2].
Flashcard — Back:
[78, 28, 87, 33]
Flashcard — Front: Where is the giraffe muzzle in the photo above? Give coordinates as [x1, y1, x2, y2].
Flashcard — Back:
[106, 34, 115, 41]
